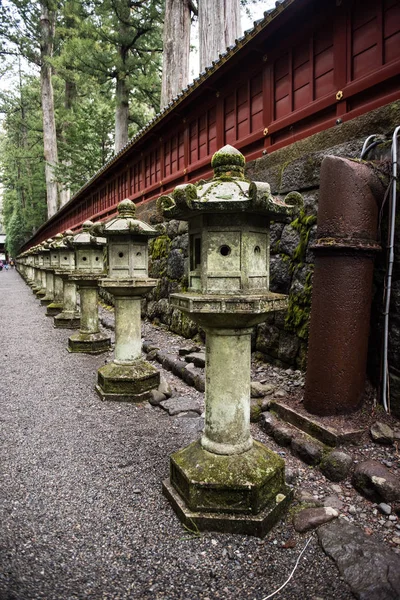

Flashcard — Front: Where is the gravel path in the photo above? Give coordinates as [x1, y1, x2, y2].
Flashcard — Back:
[0, 270, 353, 600]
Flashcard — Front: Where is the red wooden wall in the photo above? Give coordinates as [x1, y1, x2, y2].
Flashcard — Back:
[22, 0, 400, 250]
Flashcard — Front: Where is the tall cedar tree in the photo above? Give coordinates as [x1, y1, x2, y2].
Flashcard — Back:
[161, 0, 243, 107]
[0, 0, 60, 217]
[68, 0, 163, 153]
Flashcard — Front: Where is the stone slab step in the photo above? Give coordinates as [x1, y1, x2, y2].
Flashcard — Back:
[269, 399, 364, 447]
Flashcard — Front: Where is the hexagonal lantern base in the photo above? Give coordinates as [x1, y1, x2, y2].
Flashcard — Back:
[162, 440, 292, 537]
[40, 295, 53, 306]
[46, 302, 63, 316]
[95, 360, 160, 402]
[54, 311, 81, 329]
[68, 331, 111, 354]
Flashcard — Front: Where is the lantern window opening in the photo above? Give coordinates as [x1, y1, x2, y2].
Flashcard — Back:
[191, 235, 202, 271]
[219, 245, 231, 257]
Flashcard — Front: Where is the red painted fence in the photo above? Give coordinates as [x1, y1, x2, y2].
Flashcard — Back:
[21, 0, 400, 251]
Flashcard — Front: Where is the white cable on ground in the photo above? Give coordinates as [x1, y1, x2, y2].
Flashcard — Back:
[260, 536, 313, 600]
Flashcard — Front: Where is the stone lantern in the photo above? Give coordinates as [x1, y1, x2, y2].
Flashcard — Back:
[35, 243, 47, 299]
[93, 199, 160, 402]
[39, 239, 55, 306]
[53, 231, 80, 329]
[28, 247, 40, 290]
[19, 250, 32, 284]
[157, 145, 300, 536]
[46, 234, 65, 316]
[67, 221, 111, 354]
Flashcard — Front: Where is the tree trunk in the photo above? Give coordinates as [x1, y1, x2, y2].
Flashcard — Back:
[115, 76, 129, 153]
[114, 0, 130, 154]
[161, 0, 191, 109]
[59, 77, 75, 208]
[40, 1, 59, 219]
[199, 0, 241, 73]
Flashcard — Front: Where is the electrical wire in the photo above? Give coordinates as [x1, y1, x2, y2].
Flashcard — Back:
[260, 536, 313, 600]
[360, 134, 378, 159]
[382, 125, 400, 413]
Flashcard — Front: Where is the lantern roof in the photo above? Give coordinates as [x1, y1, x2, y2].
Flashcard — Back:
[158, 145, 301, 221]
[69, 220, 106, 247]
[93, 199, 158, 238]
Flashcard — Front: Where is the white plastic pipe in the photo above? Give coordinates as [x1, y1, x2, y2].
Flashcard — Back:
[382, 126, 400, 413]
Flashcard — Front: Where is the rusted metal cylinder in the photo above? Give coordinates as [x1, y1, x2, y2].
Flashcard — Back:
[304, 156, 384, 415]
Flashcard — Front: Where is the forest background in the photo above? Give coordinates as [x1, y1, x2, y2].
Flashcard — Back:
[0, 0, 275, 257]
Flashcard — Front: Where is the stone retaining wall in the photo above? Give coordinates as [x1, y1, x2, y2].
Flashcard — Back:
[133, 100, 400, 415]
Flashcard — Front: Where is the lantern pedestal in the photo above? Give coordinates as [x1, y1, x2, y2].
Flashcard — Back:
[95, 280, 159, 402]
[96, 360, 159, 402]
[54, 273, 80, 329]
[163, 440, 292, 538]
[46, 273, 64, 316]
[162, 293, 292, 536]
[35, 262, 47, 298]
[68, 275, 110, 354]
[35, 277, 47, 299]
[40, 269, 55, 306]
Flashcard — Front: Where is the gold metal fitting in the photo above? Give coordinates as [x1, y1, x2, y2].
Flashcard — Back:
[184, 168, 187, 175]
[263, 127, 269, 136]
[336, 90, 344, 101]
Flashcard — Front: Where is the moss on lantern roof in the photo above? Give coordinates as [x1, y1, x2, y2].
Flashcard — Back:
[69, 220, 106, 247]
[94, 199, 158, 238]
[157, 145, 302, 221]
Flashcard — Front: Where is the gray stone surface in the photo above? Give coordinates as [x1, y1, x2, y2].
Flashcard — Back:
[148, 389, 167, 406]
[370, 421, 394, 445]
[260, 411, 278, 434]
[166, 248, 185, 280]
[250, 381, 275, 398]
[279, 225, 301, 259]
[353, 460, 400, 503]
[318, 520, 400, 600]
[158, 376, 173, 398]
[271, 423, 293, 447]
[293, 507, 338, 533]
[291, 436, 324, 466]
[269, 255, 292, 294]
[320, 450, 353, 482]
[323, 495, 344, 511]
[179, 345, 201, 356]
[295, 489, 322, 506]
[184, 352, 206, 368]
[378, 503, 392, 516]
[160, 396, 203, 416]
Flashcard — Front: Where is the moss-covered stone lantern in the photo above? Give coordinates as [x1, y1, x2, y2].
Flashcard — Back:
[67, 221, 111, 354]
[93, 199, 160, 401]
[34, 243, 47, 299]
[53, 230, 80, 329]
[157, 145, 301, 536]
[30, 246, 41, 291]
[46, 234, 65, 316]
[39, 239, 55, 306]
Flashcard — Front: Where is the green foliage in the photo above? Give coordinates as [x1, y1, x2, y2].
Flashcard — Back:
[283, 207, 316, 341]
[0, 74, 47, 254]
[151, 234, 171, 260]
[290, 211, 317, 263]
[57, 0, 163, 136]
[285, 269, 314, 340]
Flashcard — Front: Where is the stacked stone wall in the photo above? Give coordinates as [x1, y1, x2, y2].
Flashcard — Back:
[132, 101, 400, 414]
